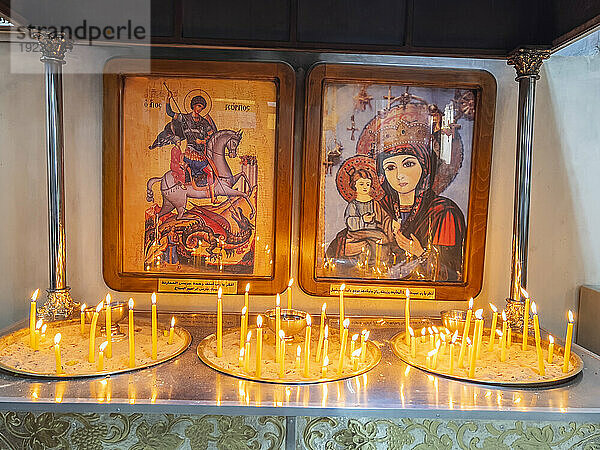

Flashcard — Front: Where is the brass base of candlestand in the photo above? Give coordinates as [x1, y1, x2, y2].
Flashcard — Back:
[197, 327, 381, 384]
[0, 320, 191, 378]
[38, 288, 75, 321]
[390, 327, 583, 387]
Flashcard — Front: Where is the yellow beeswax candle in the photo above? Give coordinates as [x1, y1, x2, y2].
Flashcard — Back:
[303, 314, 312, 377]
[295, 345, 301, 369]
[151, 292, 158, 359]
[278, 330, 285, 378]
[275, 294, 281, 363]
[469, 310, 483, 377]
[168, 316, 175, 345]
[339, 284, 345, 338]
[33, 319, 42, 351]
[88, 302, 103, 363]
[105, 294, 112, 359]
[238, 347, 245, 368]
[360, 329, 369, 363]
[429, 327, 434, 349]
[54, 333, 62, 375]
[507, 327, 512, 348]
[449, 331, 458, 375]
[409, 327, 416, 357]
[322, 325, 329, 364]
[29, 289, 39, 348]
[563, 310, 574, 373]
[128, 298, 135, 368]
[287, 278, 294, 310]
[239, 306, 247, 350]
[421, 327, 426, 344]
[316, 303, 326, 361]
[475, 309, 484, 359]
[547, 335, 554, 364]
[440, 333, 447, 355]
[531, 302, 545, 376]
[352, 348, 361, 371]
[350, 333, 358, 357]
[256, 315, 263, 377]
[521, 287, 530, 351]
[80, 303, 86, 336]
[97, 341, 107, 371]
[501, 310, 508, 362]
[458, 298, 473, 368]
[244, 283, 250, 311]
[337, 318, 349, 375]
[216, 288, 222, 358]
[405, 288, 411, 345]
[488, 303, 498, 350]
[41, 324, 47, 343]
[244, 331, 251, 372]
[321, 355, 329, 378]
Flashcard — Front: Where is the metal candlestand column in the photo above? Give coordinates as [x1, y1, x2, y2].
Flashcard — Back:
[505, 48, 550, 330]
[34, 31, 75, 321]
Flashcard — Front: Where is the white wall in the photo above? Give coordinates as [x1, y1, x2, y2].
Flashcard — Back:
[0, 37, 597, 338]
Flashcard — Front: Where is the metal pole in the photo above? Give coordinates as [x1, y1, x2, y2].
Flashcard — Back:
[34, 31, 75, 320]
[505, 47, 550, 329]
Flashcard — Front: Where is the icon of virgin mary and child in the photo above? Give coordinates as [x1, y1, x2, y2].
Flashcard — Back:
[326, 106, 466, 282]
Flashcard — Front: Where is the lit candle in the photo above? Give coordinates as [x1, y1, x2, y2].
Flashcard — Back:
[507, 327, 512, 349]
[458, 298, 473, 368]
[337, 318, 349, 375]
[521, 287, 530, 351]
[475, 309, 484, 359]
[360, 329, 369, 363]
[339, 284, 345, 338]
[238, 347, 245, 368]
[168, 316, 175, 345]
[409, 327, 416, 357]
[421, 327, 426, 344]
[105, 294, 112, 359]
[239, 306, 248, 351]
[316, 303, 326, 361]
[352, 348, 361, 371]
[216, 288, 222, 358]
[287, 278, 294, 310]
[88, 301, 103, 363]
[321, 355, 329, 378]
[152, 292, 158, 360]
[244, 283, 250, 312]
[426, 348, 436, 369]
[449, 331, 458, 375]
[128, 298, 135, 368]
[244, 331, 251, 372]
[275, 294, 281, 363]
[97, 341, 108, 371]
[322, 325, 329, 364]
[54, 333, 62, 375]
[500, 310, 508, 362]
[563, 310, 574, 373]
[29, 289, 39, 348]
[404, 288, 411, 345]
[295, 345, 301, 369]
[531, 302, 545, 376]
[547, 335, 554, 364]
[80, 303, 86, 335]
[303, 314, 312, 377]
[428, 327, 434, 349]
[469, 309, 483, 377]
[256, 315, 263, 377]
[279, 330, 285, 378]
[432, 342, 441, 369]
[41, 324, 47, 342]
[350, 333, 358, 357]
[488, 303, 498, 350]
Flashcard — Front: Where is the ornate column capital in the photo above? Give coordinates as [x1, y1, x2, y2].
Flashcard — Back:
[507, 48, 550, 81]
[32, 30, 73, 64]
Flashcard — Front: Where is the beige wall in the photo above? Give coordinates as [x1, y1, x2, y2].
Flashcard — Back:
[0, 40, 597, 339]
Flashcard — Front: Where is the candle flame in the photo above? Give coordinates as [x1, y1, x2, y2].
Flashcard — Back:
[245, 283, 250, 292]
[151, 292, 156, 304]
[239, 347, 244, 358]
[31, 289, 40, 301]
[343, 318, 350, 328]
[405, 288, 410, 298]
[408, 327, 414, 337]
[276, 294, 280, 306]
[475, 309, 483, 319]
[427, 348, 438, 357]
[171, 316, 175, 327]
[352, 333, 359, 341]
[41, 324, 47, 334]
[99, 341, 108, 352]
[288, 278, 294, 287]
[352, 348, 361, 357]
[246, 331, 252, 342]
[323, 355, 329, 366]
[81, 303, 86, 312]
[451, 331, 458, 343]
[432, 326, 439, 334]
[520, 287, 529, 299]
[489, 303, 497, 313]
[363, 330, 370, 340]
[466, 337, 472, 345]
[96, 301, 104, 313]
[496, 329, 502, 337]
[568, 310, 574, 322]
[217, 287, 222, 299]
[105, 293, 111, 305]
[36, 319, 43, 329]
[549, 335, 554, 344]
[427, 327, 433, 334]
[297, 345, 301, 357]
[468, 297, 473, 309]
[531, 302, 537, 315]
[241, 306, 247, 315]
[129, 298, 134, 309]
[306, 314, 312, 327]
[257, 315, 263, 327]
[440, 333, 446, 342]
[421, 328, 426, 336]
[322, 303, 327, 312]
[279, 329, 285, 339]
[54, 333, 61, 345]
[502, 310, 507, 321]
[324, 325, 329, 339]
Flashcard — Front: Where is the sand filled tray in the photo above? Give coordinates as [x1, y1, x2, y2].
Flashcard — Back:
[390, 326, 583, 387]
[197, 327, 381, 384]
[0, 320, 191, 378]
